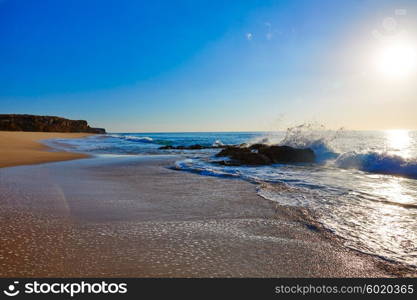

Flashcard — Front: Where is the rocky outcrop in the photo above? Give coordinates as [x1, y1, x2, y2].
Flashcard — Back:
[159, 144, 204, 150]
[158, 141, 315, 165]
[159, 144, 224, 150]
[0, 114, 106, 134]
[216, 144, 315, 165]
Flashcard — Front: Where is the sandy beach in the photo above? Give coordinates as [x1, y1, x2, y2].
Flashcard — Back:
[0, 131, 92, 168]
[0, 133, 414, 277]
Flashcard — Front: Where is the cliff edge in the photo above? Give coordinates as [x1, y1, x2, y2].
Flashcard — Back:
[0, 114, 106, 134]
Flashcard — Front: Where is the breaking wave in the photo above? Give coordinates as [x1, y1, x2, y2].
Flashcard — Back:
[251, 124, 417, 179]
[277, 123, 341, 162]
[334, 151, 417, 179]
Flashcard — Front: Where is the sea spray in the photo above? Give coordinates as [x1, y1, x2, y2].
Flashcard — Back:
[249, 123, 342, 162]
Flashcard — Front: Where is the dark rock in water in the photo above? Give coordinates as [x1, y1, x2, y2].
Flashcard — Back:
[188, 144, 204, 150]
[215, 144, 315, 165]
[216, 160, 242, 166]
[248, 143, 267, 151]
[159, 145, 199, 150]
[159, 145, 172, 150]
[0, 114, 106, 134]
[159, 144, 221, 150]
[215, 146, 271, 165]
[159, 142, 315, 165]
[258, 145, 315, 163]
[215, 146, 244, 157]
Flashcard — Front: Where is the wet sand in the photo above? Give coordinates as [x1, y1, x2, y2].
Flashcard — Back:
[0, 131, 92, 168]
[0, 154, 413, 277]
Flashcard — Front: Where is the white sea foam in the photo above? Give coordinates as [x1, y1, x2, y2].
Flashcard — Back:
[212, 139, 224, 147]
[109, 134, 154, 143]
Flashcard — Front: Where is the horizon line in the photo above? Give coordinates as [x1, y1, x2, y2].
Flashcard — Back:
[106, 128, 417, 134]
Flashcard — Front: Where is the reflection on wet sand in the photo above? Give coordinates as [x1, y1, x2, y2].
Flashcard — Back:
[0, 156, 413, 277]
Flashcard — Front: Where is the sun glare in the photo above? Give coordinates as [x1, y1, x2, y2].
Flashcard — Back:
[375, 39, 417, 79]
[386, 129, 411, 157]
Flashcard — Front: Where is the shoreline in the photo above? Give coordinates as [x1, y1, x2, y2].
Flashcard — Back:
[0, 131, 93, 168]
[0, 152, 414, 277]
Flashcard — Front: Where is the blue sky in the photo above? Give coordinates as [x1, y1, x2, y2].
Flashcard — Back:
[1, 0, 417, 131]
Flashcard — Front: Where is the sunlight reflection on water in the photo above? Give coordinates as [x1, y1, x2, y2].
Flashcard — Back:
[386, 129, 411, 158]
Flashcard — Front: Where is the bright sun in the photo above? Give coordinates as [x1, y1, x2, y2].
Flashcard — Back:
[375, 39, 417, 79]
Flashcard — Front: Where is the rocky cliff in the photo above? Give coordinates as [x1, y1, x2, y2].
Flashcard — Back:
[0, 114, 106, 134]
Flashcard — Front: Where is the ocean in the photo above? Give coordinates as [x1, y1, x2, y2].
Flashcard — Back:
[48, 127, 417, 268]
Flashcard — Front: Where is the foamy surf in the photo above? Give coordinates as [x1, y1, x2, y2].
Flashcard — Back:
[109, 134, 155, 143]
[52, 128, 417, 267]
